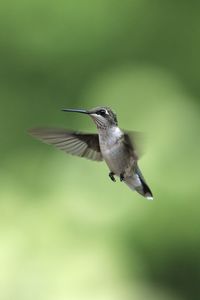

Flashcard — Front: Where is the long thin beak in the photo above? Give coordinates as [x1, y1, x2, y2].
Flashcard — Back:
[61, 108, 89, 114]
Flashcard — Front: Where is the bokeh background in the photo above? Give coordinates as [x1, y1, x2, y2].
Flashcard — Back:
[0, 1, 200, 299]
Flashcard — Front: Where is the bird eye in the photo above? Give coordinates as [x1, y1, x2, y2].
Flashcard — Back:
[98, 109, 106, 116]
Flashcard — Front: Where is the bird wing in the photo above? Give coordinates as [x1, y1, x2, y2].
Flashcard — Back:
[29, 128, 103, 161]
[123, 130, 146, 159]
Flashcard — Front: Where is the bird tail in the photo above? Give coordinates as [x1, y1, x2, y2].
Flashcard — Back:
[124, 166, 153, 200]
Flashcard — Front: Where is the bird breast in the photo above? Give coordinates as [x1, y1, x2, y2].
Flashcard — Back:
[99, 126, 122, 145]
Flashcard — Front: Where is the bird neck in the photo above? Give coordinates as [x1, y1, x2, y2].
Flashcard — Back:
[98, 125, 123, 141]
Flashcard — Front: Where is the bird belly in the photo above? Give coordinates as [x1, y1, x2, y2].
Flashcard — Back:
[102, 145, 130, 176]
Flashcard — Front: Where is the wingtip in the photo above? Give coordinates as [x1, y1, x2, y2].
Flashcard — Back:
[27, 128, 35, 136]
[28, 128, 43, 138]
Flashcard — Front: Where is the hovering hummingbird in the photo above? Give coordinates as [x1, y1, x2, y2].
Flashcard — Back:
[29, 107, 153, 200]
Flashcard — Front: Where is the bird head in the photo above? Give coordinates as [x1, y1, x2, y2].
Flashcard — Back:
[62, 106, 118, 129]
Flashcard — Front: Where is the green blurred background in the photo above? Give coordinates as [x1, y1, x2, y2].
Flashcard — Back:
[0, 1, 200, 299]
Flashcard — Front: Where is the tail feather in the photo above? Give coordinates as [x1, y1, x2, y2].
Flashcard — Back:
[124, 167, 153, 200]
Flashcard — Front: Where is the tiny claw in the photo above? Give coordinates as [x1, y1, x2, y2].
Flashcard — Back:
[109, 172, 116, 182]
[120, 173, 125, 182]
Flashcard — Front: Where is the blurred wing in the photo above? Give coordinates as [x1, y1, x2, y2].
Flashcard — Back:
[124, 130, 146, 159]
[29, 128, 103, 161]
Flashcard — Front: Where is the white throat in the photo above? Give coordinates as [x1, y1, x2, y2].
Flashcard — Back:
[98, 126, 123, 145]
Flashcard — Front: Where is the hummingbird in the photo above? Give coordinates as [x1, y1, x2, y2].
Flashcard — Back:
[29, 106, 153, 200]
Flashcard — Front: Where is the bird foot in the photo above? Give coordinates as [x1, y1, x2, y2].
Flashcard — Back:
[109, 172, 116, 182]
[120, 173, 125, 182]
